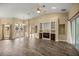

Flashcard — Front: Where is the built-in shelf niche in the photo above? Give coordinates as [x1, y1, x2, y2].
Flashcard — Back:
[39, 22, 55, 33]
[39, 21, 56, 41]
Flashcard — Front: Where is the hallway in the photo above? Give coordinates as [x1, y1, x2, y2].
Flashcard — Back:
[0, 37, 78, 56]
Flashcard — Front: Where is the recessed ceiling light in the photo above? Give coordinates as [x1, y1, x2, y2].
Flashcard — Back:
[51, 7, 56, 9]
[37, 10, 41, 13]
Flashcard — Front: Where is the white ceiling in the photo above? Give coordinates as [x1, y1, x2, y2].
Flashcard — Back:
[0, 3, 71, 19]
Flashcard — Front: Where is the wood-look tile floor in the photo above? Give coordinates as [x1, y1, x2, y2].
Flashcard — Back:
[0, 37, 79, 56]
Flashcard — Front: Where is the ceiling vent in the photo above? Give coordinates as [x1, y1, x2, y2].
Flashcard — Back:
[61, 9, 66, 11]
[43, 5, 45, 7]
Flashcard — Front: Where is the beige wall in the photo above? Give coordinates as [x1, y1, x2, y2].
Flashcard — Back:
[69, 4, 79, 19]
[29, 13, 68, 41]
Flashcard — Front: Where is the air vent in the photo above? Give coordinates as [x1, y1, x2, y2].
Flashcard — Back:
[43, 5, 45, 7]
[61, 9, 66, 11]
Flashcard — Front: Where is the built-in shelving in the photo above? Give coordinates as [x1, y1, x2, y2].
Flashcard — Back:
[39, 21, 56, 41]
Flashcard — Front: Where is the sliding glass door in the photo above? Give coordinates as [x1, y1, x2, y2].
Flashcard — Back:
[71, 16, 79, 49]
[75, 17, 79, 48]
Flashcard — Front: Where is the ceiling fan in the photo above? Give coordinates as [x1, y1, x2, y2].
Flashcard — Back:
[35, 4, 47, 14]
